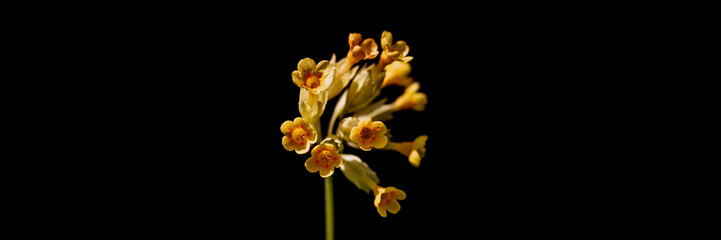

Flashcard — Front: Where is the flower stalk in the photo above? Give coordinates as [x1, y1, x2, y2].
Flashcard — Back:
[325, 176, 334, 240]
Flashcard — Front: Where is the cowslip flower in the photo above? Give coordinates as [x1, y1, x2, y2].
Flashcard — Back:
[305, 143, 343, 178]
[387, 135, 428, 167]
[378, 31, 413, 69]
[381, 61, 413, 88]
[373, 186, 406, 217]
[360, 175, 406, 217]
[347, 33, 379, 65]
[292, 58, 335, 106]
[280, 117, 318, 154]
[349, 118, 388, 151]
[391, 81, 427, 112]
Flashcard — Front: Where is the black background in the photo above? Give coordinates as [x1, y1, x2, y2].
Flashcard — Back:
[61, 9, 626, 239]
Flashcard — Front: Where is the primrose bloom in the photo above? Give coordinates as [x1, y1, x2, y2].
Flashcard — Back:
[392, 81, 427, 111]
[387, 135, 428, 167]
[373, 186, 406, 217]
[292, 58, 335, 95]
[349, 118, 388, 151]
[347, 33, 379, 64]
[305, 143, 343, 178]
[280, 117, 318, 154]
[379, 31, 413, 68]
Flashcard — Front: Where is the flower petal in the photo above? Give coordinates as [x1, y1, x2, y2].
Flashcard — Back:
[381, 31, 392, 50]
[319, 167, 334, 178]
[409, 150, 421, 167]
[280, 120, 295, 135]
[385, 199, 401, 214]
[371, 135, 388, 149]
[297, 58, 316, 75]
[291, 70, 304, 88]
[392, 41, 409, 57]
[307, 127, 318, 144]
[361, 38, 379, 59]
[316, 60, 330, 72]
[371, 121, 387, 134]
[357, 140, 372, 151]
[374, 191, 384, 207]
[305, 157, 320, 173]
[413, 135, 428, 149]
[391, 187, 406, 200]
[349, 125, 360, 143]
[332, 154, 343, 168]
[282, 136, 294, 151]
[295, 142, 310, 154]
[348, 33, 362, 47]
[377, 206, 388, 217]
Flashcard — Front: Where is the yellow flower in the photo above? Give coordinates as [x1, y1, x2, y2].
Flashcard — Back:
[378, 31, 413, 68]
[381, 61, 414, 88]
[305, 143, 343, 178]
[280, 117, 318, 154]
[387, 135, 428, 167]
[349, 118, 388, 151]
[292, 58, 334, 95]
[347, 33, 379, 64]
[373, 186, 406, 217]
[392, 81, 427, 112]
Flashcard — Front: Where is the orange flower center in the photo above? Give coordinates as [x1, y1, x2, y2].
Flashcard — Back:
[317, 150, 336, 168]
[292, 127, 307, 143]
[305, 75, 320, 89]
[378, 191, 395, 206]
[359, 127, 373, 140]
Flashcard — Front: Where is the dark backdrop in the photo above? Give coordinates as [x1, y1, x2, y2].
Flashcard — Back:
[88, 13, 613, 239]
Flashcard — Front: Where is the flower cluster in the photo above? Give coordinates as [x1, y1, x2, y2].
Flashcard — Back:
[280, 31, 428, 217]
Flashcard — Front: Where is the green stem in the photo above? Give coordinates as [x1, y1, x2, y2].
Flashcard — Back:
[325, 176, 334, 240]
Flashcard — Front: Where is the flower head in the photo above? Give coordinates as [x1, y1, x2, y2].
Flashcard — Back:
[281, 117, 318, 154]
[292, 58, 335, 95]
[349, 118, 388, 151]
[388, 135, 428, 167]
[392, 81, 427, 111]
[347, 33, 379, 64]
[305, 143, 343, 178]
[373, 186, 406, 217]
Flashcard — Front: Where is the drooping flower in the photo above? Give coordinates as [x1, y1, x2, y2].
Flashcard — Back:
[387, 135, 428, 167]
[373, 186, 406, 217]
[280, 117, 318, 154]
[305, 143, 343, 178]
[349, 118, 388, 151]
[378, 31, 413, 69]
[382, 61, 413, 88]
[391, 81, 427, 112]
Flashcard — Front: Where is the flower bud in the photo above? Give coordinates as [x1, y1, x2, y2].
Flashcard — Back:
[339, 154, 379, 193]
